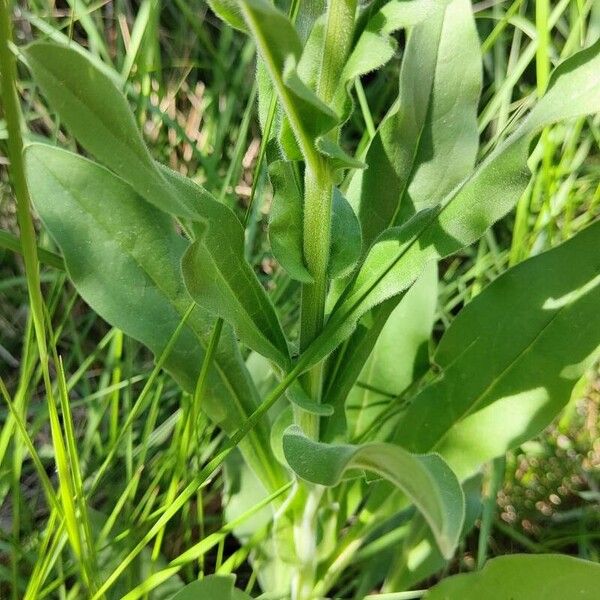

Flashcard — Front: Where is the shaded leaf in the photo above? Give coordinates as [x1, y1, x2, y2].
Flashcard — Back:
[169, 165, 289, 369]
[346, 262, 437, 441]
[282, 426, 464, 559]
[172, 575, 252, 600]
[328, 188, 362, 279]
[287, 382, 334, 417]
[268, 160, 313, 283]
[24, 144, 282, 492]
[393, 219, 600, 479]
[207, 0, 248, 31]
[425, 554, 600, 600]
[268, 163, 361, 282]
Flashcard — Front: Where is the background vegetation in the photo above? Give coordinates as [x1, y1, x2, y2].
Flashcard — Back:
[0, 0, 599, 597]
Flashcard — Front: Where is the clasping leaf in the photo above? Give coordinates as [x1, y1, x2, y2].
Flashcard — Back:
[282, 425, 464, 559]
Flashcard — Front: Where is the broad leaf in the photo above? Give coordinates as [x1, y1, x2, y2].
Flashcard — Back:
[347, 0, 482, 248]
[172, 167, 289, 369]
[172, 575, 252, 600]
[393, 219, 600, 479]
[282, 426, 464, 559]
[27, 42, 291, 366]
[425, 554, 600, 600]
[24, 42, 195, 219]
[301, 39, 600, 370]
[346, 262, 437, 441]
[24, 144, 283, 492]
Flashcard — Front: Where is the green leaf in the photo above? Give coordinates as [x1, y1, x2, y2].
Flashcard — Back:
[287, 382, 334, 417]
[282, 425, 464, 559]
[347, 0, 482, 248]
[386, 474, 483, 591]
[239, 0, 349, 167]
[24, 143, 281, 492]
[172, 575, 252, 600]
[24, 42, 196, 219]
[268, 160, 313, 283]
[301, 39, 600, 370]
[322, 297, 399, 443]
[346, 262, 437, 441]
[207, 0, 248, 32]
[424, 554, 600, 600]
[166, 169, 289, 368]
[342, 0, 448, 92]
[268, 162, 361, 282]
[239, 1, 335, 154]
[328, 188, 362, 279]
[393, 220, 600, 479]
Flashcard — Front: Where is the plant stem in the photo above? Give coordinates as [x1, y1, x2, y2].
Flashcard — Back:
[0, 0, 46, 359]
[297, 0, 358, 438]
[294, 3, 358, 597]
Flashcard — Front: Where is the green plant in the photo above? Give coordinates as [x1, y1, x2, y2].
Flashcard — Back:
[3, 0, 600, 597]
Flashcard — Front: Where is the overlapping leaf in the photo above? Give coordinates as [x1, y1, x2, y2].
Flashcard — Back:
[165, 169, 289, 368]
[24, 42, 193, 219]
[24, 144, 284, 492]
[26, 41, 290, 368]
[393, 219, 600, 479]
[300, 38, 600, 371]
[268, 159, 361, 282]
[283, 425, 464, 559]
[347, 0, 482, 248]
[345, 262, 437, 441]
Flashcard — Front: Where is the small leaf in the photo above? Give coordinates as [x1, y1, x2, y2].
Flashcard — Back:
[239, 0, 339, 162]
[268, 163, 361, 282]
[425, 554, 600, 600]
[394, 220, 600, 479]
[176, 170, 289, 368]
[282, 426, 464, 559]
[24, 42, 195, 219]
[287, 382, 334, 417]
[268, 160, 313, 283]
[343, 0, 448, 86]
[315, 136, 367, 171]
[207, 0, 248, 32]
[328, 188, 362, 279]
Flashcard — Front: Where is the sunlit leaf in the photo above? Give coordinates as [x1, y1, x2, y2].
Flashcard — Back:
[394, 219, 600, 479]
[425, 554, 600, 600]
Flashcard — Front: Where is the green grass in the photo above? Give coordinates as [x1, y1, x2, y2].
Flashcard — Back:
[0, 0, 599, 597]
